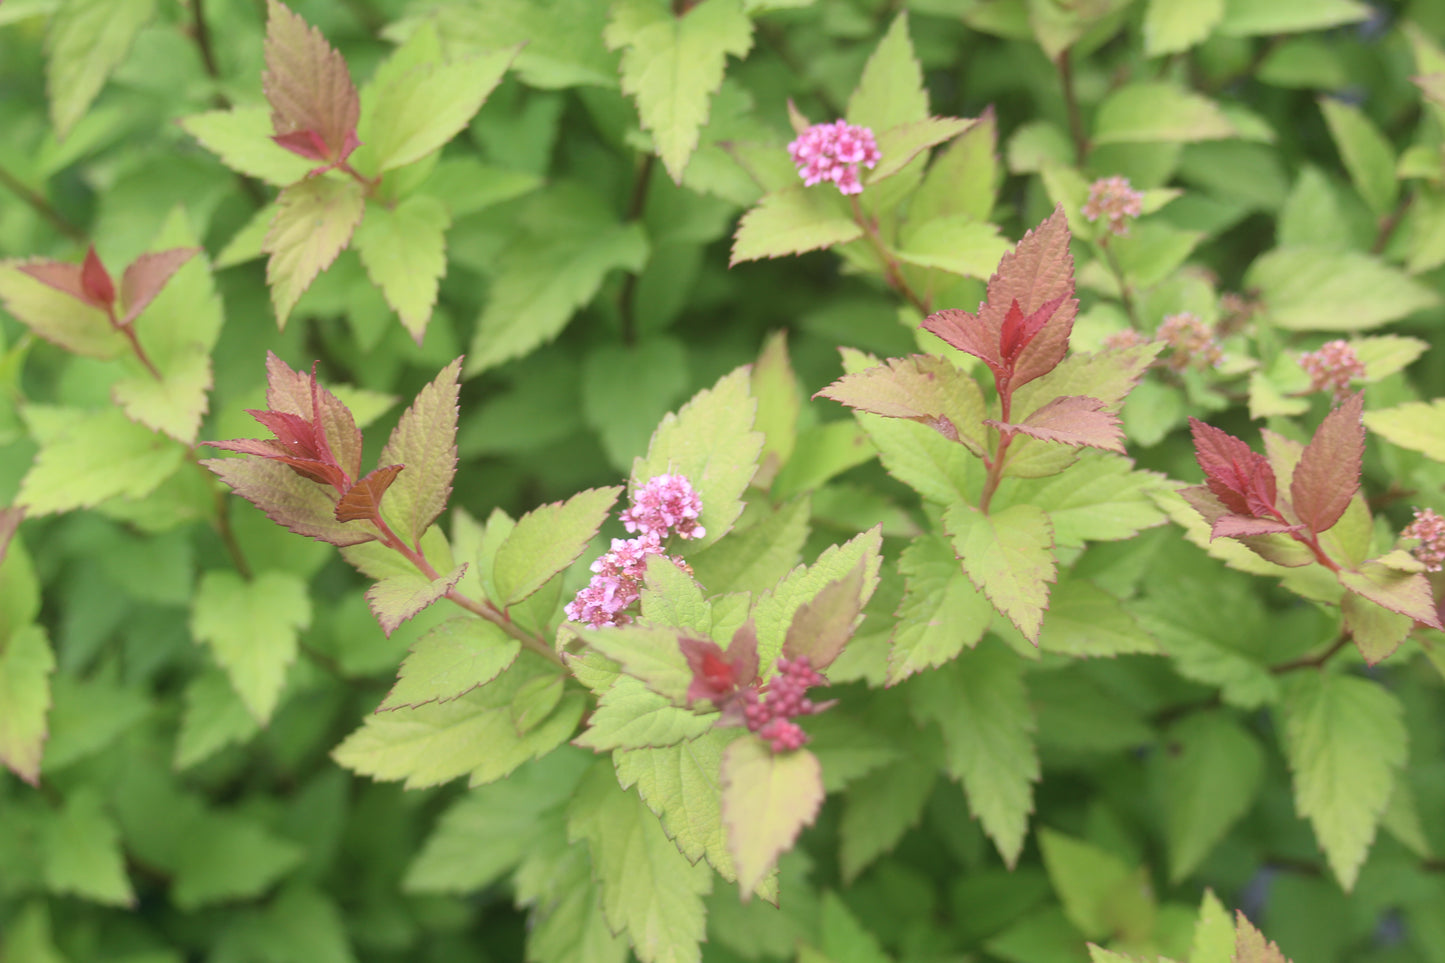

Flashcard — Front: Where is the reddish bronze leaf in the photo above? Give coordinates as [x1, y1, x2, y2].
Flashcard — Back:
[1290, 392, 1364, 536]
[80, 246, 116, 309]
[262, 0, 360, 166]
[119, 247, 200, 327]
[1189, 418, 1278, 518]
[335, 464, 403, 523]
[17, 247, 115, 312]
[991, 394, 1124, 454]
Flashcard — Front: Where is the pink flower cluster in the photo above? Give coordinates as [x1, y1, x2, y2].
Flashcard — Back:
[788, 120, 881, 195]
[565, 475, 705, 628]
[739, 656, 831, 752]
[1299, 340, 1366, 402]
[1157, 312, 1223, 371]
[1402, 507, 1445, 573]
[1082, 175, 1144, 236]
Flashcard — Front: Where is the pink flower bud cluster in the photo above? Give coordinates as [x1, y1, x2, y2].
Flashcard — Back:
[788, 120, 881, 195]
[1157, 312, 1223, 371]
[1298, 340, 1366, 402]
[1101, 329, 1146, 351]
[1402, 507, 1445, 573]
[565, 475, 705, 628]
[739, 656, 830, 753]
[1081, 175, 1144, 236]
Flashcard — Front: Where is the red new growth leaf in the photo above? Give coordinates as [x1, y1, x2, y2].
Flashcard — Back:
[119, 248, 200, 327]
[921, 205, 1076, 393]
[1290, 392, 1364, 536]
[0, 505, 22, 566]
[335, 464, 404, 523]
[680, 622, 760, 709]
[1189, 418, 1278, 518]
[81, 246, 116, 308]
[989, 395, 1124, 453]
[18, 246, 115, 312]
[263, 0, 361, 168]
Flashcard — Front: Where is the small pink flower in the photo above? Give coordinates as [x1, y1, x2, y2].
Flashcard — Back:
[1157, 312, 1223, 371]
[621, 474, 705, 540]
[1402, 508, 1445, 573]
[1082, 175, 1144, 236]
[1299, 340, 1366, 402]
[1102, 329, 1146, 351]
[788, 120, 881, 196]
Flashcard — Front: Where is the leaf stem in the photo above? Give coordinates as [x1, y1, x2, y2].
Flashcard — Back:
[0, 164, 85, 242]
[1097, 236, 1142, 329]
[618, 153, 655, 347]
[979, 378, 1013, 514]
[1055, 50, 1090, 163]
[188, 0, 224, 95]
[1270, 630, 1350, 674]
[193, 456, 255, 581]
[105, 306, 163, 380]
[1371, 190, 1413, 256]
[849, 195, 931, 316]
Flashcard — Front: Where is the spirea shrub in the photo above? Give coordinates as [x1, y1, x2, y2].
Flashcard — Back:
[1, 2, 1444, 963]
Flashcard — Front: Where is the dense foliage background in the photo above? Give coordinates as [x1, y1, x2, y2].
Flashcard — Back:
[2, 0, 1445, 962]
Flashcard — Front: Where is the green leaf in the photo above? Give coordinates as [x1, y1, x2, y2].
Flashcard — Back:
[366, 563, 467, 637]
[1319, 97, 1398, 217]
[1, 903, 65, 963]
[1132, 585, 1280, 709]
[868, 116, 974, 183]
[178, 107, 314, 186]
[750, 331, 800, 487]
[1247, 247, 1439, 331]
[576, 675, 716, 751]
[494, 487, 621, 606]
[467, 190, 649, 374]
[752, 527, 884, 669]
[1093, 83, 1236, 144]
[360, 46, 516, 173]
[0, 262, 127, 361]
[43, 788, 134, 906]
[175, 669, 260, 769]
[945, 502, 1055, 643]
[44, 0, 155, 138]
[378, 357, 462, 544]
[1002, 453, 1170, 548]
[1157, 713, 1265, 883]
[0, 526, 39, 645]
[1337, 560, 1442, 630]
[333, 654, 582, 788]
[912, 108, 999, 223]
[606, 0, 754, 182]
[640, 553, 713, 635]
[688, 497, 810, 596]
[887, 533, 992, 683]
[721, 736, 825, 899]
[846, 14, 928, 131]
[730, 186, 863, 264]
[568, 760, 713, 963]
[911, 642, 1039, 866]
[838, 755, 936, 882]
[264, 176, 366, 325]
[1037, 578, 1158, 657]
[569, 624, 693, 703]
[18, 407, 185, 515]
[1038, 829, 1155, 943]
[171, 811, 304, 911]
[1280, 672, 1407, 890]
[1144, 0, 1224, 55]
[0, 625, 54, 786]
[380, 617, 521, 711]
[1217, 0, 1370, 36]
[1188, 890, 1236, 963]
[1363, 400, 1445, 462]
[818, 354, 988, 456]
[896, 215, 1012, 280]
[1342, 590, 1413, 665]
[191, 570, 311, 723]
[582, 339, 692, 471]
[353, 193, 450, 341]
[632, 367, 764, 551]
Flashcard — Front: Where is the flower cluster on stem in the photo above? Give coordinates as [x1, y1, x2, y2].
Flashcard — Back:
[788, 120, 881, 195]
[1299, 340, 1367, 402]
[1402, 507, 1445, 572]
[1082, 175, 1143, 236]
[1157, 312, 1223, 371]
[566, 474, 705, 627]
[739, 656, 832, 752]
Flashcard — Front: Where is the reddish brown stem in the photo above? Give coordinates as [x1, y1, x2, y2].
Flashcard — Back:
[979, 375, 1013, 514]
[850, 195, 931, 316]
[106, 305, 162, 380]
[1270, 631, 1351, 674]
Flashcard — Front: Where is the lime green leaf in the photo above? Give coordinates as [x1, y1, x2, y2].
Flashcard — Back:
[846, 14, 928, 132]
[1217, 0, 1369, 36]
[569, 624, 692, 703]
[818, 354, 988, 456]
[0, 625, 54, 786]
[178, 107, 313, 186]
[191, 570, 311, 723]
[18, 407, 185, 515]
[380, 617, 521, 711]
[1038, 829, 1155, 942]
[1037, 578, 1158, 657]
[521, 839, 630, 963]
[606, 0, 753, 182]
[752, 527, 883, 669]
[730, 186, 863, 264]
[1093, 83, 1236, 144]
[688, 497, 810, 597]
[0, 262, 126, 359]
[868, 116, 973, 183]
[361, 46, 517, 173]
[911, 642, 1039, 866]
[569, 760, 713, 963]
[43, 788, 134, 906]
[334, 655, 583, 789]
[1144, 0, 1224, 55]
[1188, 890, 1235, 963]
[1132, 587, 1279, 709]
[896, 215, 1011, 280]
[838, 755, 935, 882]
[175, 670, 259, 769]
[171, 811, 304, 910]
[467, 192, 649, 374]
[576, 675, 716, 751]
[1232, 911, 1292, 963]
[750, 331, 800, 487]
[721, 736, 824, 899]
[913, 107, 999, 222]
[405, 748, 591, 893]
[1247, 246, 1439, 331]
[632, 367, 764, 551]
[0, 526, 39, 643]
[379, 357, 462, 544]
[1342, 590, 1413, 665]
[945, 502, 1055, 643]
[1363, 400, 1445, 462]
[1350, 335, 1428, 381]
[366, 563, 467, 636]
[264, 176, 366, 326]
[44, 0, 155, 138]
[1280, 672, 1407, 890]
[1319, 97, 1397, 217]
[495, 487, 621, 606]
[887, 533, 992, 683]
[353, 193, 450, 341]
[641, 553, 713, 635]
[1003, 453, 1170, 548]
[1337, 560, 1442, 630]
[781, 558, 867, 669]
[1157, 713, 1265, 882]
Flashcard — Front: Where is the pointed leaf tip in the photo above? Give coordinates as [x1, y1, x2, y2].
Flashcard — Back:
[263, 0, 360, 165]
[1290, 392, 1364, 536]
